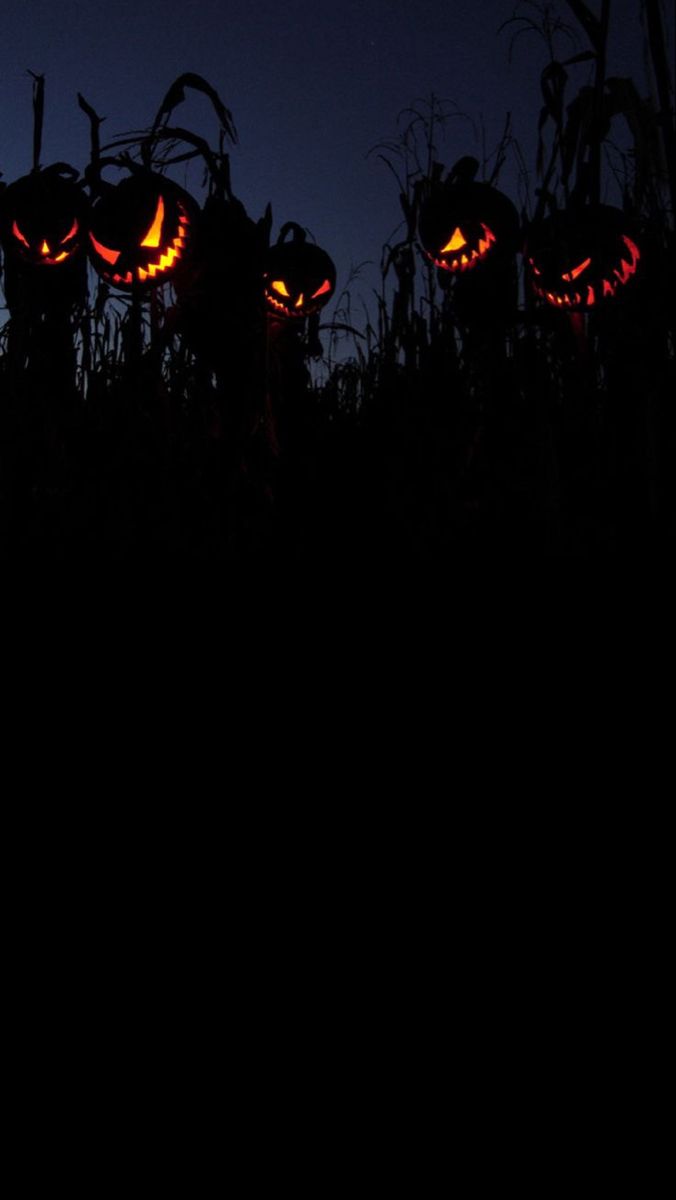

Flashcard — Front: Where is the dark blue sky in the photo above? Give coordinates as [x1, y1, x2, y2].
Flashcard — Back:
[0, 1, 669, 323]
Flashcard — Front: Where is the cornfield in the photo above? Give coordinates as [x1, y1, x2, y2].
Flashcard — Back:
[1, 1, 673, 566]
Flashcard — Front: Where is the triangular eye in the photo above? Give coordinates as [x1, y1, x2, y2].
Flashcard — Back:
[89, 233, 121, 264]
[12, 220, 30, 248]
[311, 279, 332, 299]
[271, 280, 290, 297]
[440, 227, 466, 254]
[140, 196, 165, 248]
[562, 256, 591, 282]
[61, 219, 79, 244]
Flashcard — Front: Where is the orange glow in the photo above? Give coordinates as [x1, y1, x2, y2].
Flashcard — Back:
[534, 229, 640, 309]
[295, 293, 305, 308]
[89, 233, 121, 264]
[266, 293, 289, 313]
[272, 280, 290, 297]
[477, 225, 496, 255]
[137, 240, 182, 278]
[562, 257, 591, 282]
[93, 204, 189, 287]
[137, 217, 188, 281]
[12, 218, 79, 260]
[432, 223, 496, 272]
[12, 221, 30, 248]
[440, 227, 466, 254]
[311, 279, 332, 299]
[140, 196, 165, 248]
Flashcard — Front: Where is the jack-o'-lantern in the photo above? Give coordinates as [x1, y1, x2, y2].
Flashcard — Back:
[0, 168, 86, 269]
[418, 179, 519, 273]
[87, 171, 196, 289]
[264, 223, 336, 317]
[525, 205, 641, 309]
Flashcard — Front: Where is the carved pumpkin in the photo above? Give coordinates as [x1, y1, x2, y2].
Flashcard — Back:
[87, 172, 196, 289]
[525, 205, 641, 309]
[0, 168, 86, 269]
[264, 224, 336, 318]
[418, 179, 519, 274]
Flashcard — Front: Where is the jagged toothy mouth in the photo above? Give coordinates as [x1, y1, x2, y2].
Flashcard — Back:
[93, 203, 190, 286]
[430, 224, 497, 272]
[32, 250, 73, 265]
[265, 292, 313, 317]
[532, 235, 640, 309]
[12, 219, 80, 266]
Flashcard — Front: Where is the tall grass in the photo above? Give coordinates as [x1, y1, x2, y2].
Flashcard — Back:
[0, 5, 674, 564]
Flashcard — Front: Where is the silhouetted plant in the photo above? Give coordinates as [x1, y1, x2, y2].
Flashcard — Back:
[1, 7, 674, 565]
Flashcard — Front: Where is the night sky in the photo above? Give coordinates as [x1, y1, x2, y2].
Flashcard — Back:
[0, 0, 669, 326]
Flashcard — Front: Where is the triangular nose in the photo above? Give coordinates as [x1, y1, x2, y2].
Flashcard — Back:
[40, 240, 51, 256]
[295, 293, 305, 308]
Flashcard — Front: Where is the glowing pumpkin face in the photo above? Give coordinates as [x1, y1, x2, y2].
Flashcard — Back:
[418, 181, 519, 273]
[0, 171, 85, 268]
[525, 206, 641, 310]
[87, 174, 195, 289]
[264, 234, 336, 318]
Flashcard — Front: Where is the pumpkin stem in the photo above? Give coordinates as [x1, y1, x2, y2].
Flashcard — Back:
[278, 222, 307, 247]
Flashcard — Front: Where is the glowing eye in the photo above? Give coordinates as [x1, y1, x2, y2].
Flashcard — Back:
[61, 219, 79, 243]
[271, 280, 290, 297]
[562, 257, 591, 282]
[89, 233, 121, 265]
[12, 221, 30, 248]
[440, 227, 466, 254]
[141, 196, 165, 248]
[311, 279, 332, 299]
